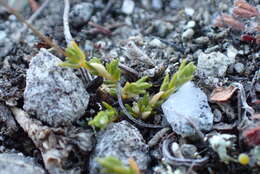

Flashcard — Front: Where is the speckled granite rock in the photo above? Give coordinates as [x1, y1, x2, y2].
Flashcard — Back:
[23, 48, 89, 127]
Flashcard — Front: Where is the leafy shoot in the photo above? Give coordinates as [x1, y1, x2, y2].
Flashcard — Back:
[96, 156, 140, 174]
[88, 102, 118, 129]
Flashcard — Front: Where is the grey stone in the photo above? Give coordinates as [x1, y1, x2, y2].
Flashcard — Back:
[162, 82, 213, 137]
[153, 20, 173, 37]
[234, 62, 245, 74]
[149, 38, 166, 48]
[184, 21, 196, 29]
[182, 28, 194, 40]
[152, 0, 163, 10]
[0, 153, 46, 174]
[180, 144, 197, 158]
[23, 49, 89, 127]
[0, 103, 18, 136]
[70, 3, 94, 27]
[195, 36, 209, 44]
[89, 121, 150, 174]
[0, 31, 6, 41]
[197, 51, 235, 78]
[121, 0, 135, 14]
[227, 45, 238, 60]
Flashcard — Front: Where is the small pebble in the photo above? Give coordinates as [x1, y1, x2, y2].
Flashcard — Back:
[234, 62, 245, 74]
[195, 36, 209, 44]
[185, 21, 196, 29]
[70, 3, 94, 27]
[184, 8, 195, 16]
[122, 0, 135, 14]
[152, 0, 163, 10]
[180, 144, 198, 158]
[0, 31, 6, 41]
[182, 28, 194, 40]
[149, 38, 166, 48]
[213, 109, 222, 122]
[227, 45, 238, 60]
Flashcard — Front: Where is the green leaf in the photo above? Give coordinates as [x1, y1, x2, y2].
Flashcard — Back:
[122, 76, 152, 99]
[160, 73, 170, 91]
[96, 156, 137, 174]
[88, 102, 118, 129]
[106, 59, 121, 82]
[61, 41, 87, 68]
[161, 60, 196, 100]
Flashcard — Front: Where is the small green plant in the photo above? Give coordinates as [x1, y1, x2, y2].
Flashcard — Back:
[61, 41, 121, 82]
[96, 156, 140, 174]
[126, 60, 196, 120]
[61, 42, 196, 128]
[122, 76, 152, 99]
[88, 102, 118, 129]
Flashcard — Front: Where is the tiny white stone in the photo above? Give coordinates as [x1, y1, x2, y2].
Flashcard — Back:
[184, 8, 195, 16]
[182, 28, 194, 40]
[122, 0, 135, 14]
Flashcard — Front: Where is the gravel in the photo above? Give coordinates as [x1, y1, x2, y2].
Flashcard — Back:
[23, 48, 89, 127]
[70, 2, 94, 27]
[0, 103, 18, 136]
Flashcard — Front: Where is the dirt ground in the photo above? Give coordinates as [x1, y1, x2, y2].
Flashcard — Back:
[0, 0, 260, 174]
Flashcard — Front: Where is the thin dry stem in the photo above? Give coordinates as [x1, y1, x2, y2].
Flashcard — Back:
[0, 0, 66, 56]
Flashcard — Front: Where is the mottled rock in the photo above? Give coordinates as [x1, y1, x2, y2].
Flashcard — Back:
[197, 51, 235, 78]
[0, 103, 18, 136]
[70, 3, 94, 27]
[162, 82, 213, 137]
[152, 0, 163, 10]
[0, 153, 46, 174]
[89, 121, 150, 174]
[23, 49, 89, 127]
[234, 62, 245, 74]
[182, 28, 194, 40]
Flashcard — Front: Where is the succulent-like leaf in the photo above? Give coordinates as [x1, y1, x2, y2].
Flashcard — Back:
[106, 59, 121, 82]
[88, 102, 118, 129]
[122, 76, 152, 99]
[61, 41, 87, 68]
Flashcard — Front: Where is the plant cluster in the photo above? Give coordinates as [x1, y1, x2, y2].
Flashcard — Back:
[61, 41, 196, 129]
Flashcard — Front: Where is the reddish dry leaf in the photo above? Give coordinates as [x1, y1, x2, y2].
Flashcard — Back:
[214, 13, 245, 31]
[29, 0, 39, 12]
[252, 114, 260, 120]
[210, 85, 237, 102]
[243, 126, 260, 145]
[234, 0, 259, 16]
[233, 7, 259, 18]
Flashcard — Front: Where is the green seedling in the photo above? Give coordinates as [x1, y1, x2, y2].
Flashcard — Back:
[96, 156, 140, 174]
[61, 41, 121, 82]
[159, 60, 196, 100]
[126, 93, 153, 120]
[88, 102, 118, 129]
[122, 76, 152, 99]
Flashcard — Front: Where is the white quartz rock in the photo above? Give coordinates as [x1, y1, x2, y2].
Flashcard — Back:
[162, 82, 213, 137]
